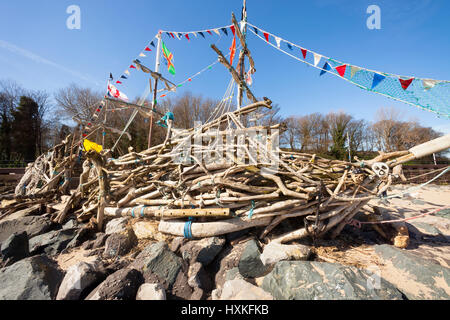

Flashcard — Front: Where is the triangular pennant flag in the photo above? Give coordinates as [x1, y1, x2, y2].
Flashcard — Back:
[335, 64, 347, 77]
[221, 28, 228, 36]
[207, 30, 212, 35]
[313, 53, 322, 67]
[116, 81, 122, 84]
[399, 77, 414, 90]
[192, 32, 197, 38]
[145, 47, 152, 52]
[120, 75, 127, 79]
[274, 36, 281, 48]
[230, 25, 236, 36]
[150, 41, 156, 48]
[124, 70, 130, 76]
[109, 73, 113, 80]
[319, 62, 331, 76]
[169, 33, 175, 38]
[139, 53, 146, 57]
[286, 43, 293, 50]
[246, 69, 253, 86]
[301, 48, 307, 59]
[350, 66, 361, 78]
[165, 32, 171, 38]
[253, 27, 258, 34]
[213, 29, 221, 36]
[185, 34, 190, 41]
[198, 31, 205, 38]
[371, 73, 386, 90]
[263, 32, 269, 42]
[422, 79, 439, 90]
[229, 35, 236, 66]
[177, 33, 183, 40]
[130, 64, 136, 69]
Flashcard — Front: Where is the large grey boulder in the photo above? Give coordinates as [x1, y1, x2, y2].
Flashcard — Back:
[1, 231, 29, 266]
[28, 228, 79, 256]
[238, 239, 269, 278]
[56, 261, 105, 300]
[374, 244, 450, 300]
[0, 255, 64, 300]
[213, 279, 273, 300]
[0, 216, 53, 243]
[179, 236, 225, 266]
[86, 268, 144, 300]
[132, 241, 183, 289]
[262, 261, 403, 300]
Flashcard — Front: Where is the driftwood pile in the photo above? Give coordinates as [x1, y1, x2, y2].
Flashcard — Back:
[4, 98, 449, 248]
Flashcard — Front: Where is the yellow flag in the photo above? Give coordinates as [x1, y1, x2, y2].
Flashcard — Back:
[83, 139, 103, 153]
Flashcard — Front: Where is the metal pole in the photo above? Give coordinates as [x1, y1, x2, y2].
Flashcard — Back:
[148, 31, 162, 149]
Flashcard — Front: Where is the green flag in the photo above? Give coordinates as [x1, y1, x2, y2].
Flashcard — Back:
[161, 41, 175, 75]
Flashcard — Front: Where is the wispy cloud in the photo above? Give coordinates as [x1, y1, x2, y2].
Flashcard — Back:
[0, 39, 101, 87]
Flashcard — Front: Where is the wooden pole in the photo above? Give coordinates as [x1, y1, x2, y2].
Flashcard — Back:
[237, 0, 248, 111]
[148, 32, 162, 149]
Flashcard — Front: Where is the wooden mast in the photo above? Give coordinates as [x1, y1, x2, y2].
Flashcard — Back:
[148, 31, 162, 149]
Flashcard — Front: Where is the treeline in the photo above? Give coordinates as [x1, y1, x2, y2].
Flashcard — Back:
[0, 79, 446, 165]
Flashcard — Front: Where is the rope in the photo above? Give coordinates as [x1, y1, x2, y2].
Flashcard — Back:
[348, 205, 450, 229]
[404, 165, 450, 182]
[248, 200, 255, 219]
[184, 218, 193, 239]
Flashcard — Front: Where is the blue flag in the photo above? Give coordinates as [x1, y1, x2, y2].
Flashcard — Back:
[320, 62, 331, 76]
[371, 73, 386, 90]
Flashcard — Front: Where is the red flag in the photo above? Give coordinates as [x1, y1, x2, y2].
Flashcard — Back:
[335, 65, 347, 77]
[230, 25, 236, 36]
[170, 33, 175, 38]
[229, 35, 237, 65]
[130, 65, 136, 69]
[145, 47, 152, 51]
[207, 30, 212, 35]
[263, 32, 269, 42]
[301, 48, 307, 59]
[116, 81, 122, 84]
[185, 34, 190, 41]
[188, 78, 192, 82]
[399, 77, 414, 90]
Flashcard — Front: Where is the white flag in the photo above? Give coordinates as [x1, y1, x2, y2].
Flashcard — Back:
[124, 70, 130, 76]
[213, 29, 221, 36]
[107, 84, 129, 102]
[313, 53, 322, 67]
[422, 79, 440, 90]
[139, 53, 146, 57]
[275, 36, 281, 48]
[192, 32, 197, 38]
[350, 66, 361, 78]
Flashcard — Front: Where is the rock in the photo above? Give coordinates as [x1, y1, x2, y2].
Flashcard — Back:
[132, 241, 183, 289]
[0, 216, 53, 243]
[191, 287, 204, 300]
[225, 267, 244, 281]
[0, 204, 41, 223]
[62, 219, 78, 230]
[238, 239, 268, 278]
[0, 255, 64, 300]
[169, 237, 186, 253]
[408, 222, 442, 237]
[1, 231, 29, 266]
[214, 242, 247, 290]
[261, 261, 403, 300]
[136, 283, 166, 300]
[179, 236, 225, 266]
[170, 270, 193, 300]
[260, 242, 310, 266]
[29, 228, 79, 256]
[105, 217, 129, 235]
[66, 228, 96, 251]
[56, 261, 106, 300]
[374, 244, 450, 299]
[86, 268, 144, 300]
[214, 279, 273, 300]
[187, 262, 212, 291]
[132, 221, 168, 241]
[103, 228, 137, 259]
[92, 233, 109, 249]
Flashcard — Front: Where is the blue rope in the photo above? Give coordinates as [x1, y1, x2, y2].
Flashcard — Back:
[140, 206, 147, 218]
[131, 207, 136, 218]
[248, 200, 255, 219]
[184, 219, 193, 239]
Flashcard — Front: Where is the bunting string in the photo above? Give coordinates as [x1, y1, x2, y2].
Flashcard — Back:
[248, 23, 450, 118]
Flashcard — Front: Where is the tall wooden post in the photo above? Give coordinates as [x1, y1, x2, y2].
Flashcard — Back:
[237, 0, 247, 111]
[148, 32, 162, 149]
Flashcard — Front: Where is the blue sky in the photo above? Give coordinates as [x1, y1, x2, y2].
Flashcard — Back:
[0, 0, 449, 134]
